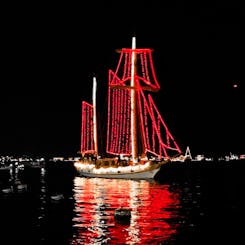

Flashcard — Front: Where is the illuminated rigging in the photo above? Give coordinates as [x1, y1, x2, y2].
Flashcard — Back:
[81, 37, 181, 160]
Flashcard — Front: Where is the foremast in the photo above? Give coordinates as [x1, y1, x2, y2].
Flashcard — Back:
[93, 77, 98, 156]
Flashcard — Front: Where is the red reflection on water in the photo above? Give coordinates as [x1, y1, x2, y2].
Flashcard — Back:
[71, 177, 180, 244]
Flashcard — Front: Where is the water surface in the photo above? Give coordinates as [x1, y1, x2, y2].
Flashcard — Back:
[0, 161, 244, 244]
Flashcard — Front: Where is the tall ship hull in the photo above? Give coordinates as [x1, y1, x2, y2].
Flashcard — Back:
[75, 162, 163, 179]
[74, 37, 182, 179]
[74, 159, 168, 179]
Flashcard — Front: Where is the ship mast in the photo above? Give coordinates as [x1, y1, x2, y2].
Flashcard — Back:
[93, 76, 98, 156]
[130, 36, 137, 163]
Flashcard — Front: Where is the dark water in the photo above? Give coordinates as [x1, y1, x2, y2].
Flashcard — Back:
[0, 160, 244, 244]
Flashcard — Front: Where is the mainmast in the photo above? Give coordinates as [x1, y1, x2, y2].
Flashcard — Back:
[93, 76, 98, 156]
[130, 37, 137, 163]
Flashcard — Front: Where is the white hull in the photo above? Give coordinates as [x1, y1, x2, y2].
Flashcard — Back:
[79, 168, 160, 179]
[74, 161, 166, 180]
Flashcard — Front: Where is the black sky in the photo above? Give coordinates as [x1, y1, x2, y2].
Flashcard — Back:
[0, 6, 244, 157]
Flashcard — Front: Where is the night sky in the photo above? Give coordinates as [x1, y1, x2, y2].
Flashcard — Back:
[0, 6, 244, 158]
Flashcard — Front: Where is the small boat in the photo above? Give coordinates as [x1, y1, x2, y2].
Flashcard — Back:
[74, 37, 182, 179]
[16, 183, 27, 192]
[1, 187, 13, 194]
[50, 193, 64, 201]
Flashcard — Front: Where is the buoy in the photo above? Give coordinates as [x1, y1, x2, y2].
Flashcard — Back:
[114, 207, 131, 224]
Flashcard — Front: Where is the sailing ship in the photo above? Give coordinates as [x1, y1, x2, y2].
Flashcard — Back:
[74, 37, 182, 179]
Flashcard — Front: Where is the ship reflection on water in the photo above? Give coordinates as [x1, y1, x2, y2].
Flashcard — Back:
[71, 177, 180, 244]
